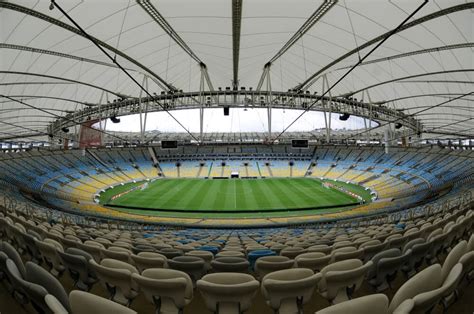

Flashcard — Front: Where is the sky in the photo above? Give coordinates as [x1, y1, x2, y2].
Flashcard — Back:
[98, 108, 370, 133]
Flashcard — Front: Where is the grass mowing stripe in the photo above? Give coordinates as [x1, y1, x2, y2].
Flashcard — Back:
[266, 179, 300, 208]
[180, 180, 209, 209]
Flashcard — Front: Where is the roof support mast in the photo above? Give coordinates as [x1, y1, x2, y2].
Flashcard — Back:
[137, 0, 215, 93]
[232, 0, 243, 91]
[256, 0, 338, 91]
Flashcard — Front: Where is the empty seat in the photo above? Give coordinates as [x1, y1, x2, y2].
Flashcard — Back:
[315, 294, 389, 314]
[255, 255, 294, 279]
[24, 261, 71, 313]
[317, 259, 372, 304]
[388, 264, 443, 313]
[280, 247, 305, 259]
[330, 246, 363, 263]
[392, 264, 463, 313]
[77, 241, 105, 263]
[216, 250, 245, 258]
[197, 273, 259, 314]
[158, 248, 184, 259]
[360, 240, 386, 263]
[261, 268, 321, 314]
[5, 258, 28, 304]
[168, 255, 206, 285]
[36, 238, 65, 277]
[132, 268, 193, 313]
[247, 249, 276, 270]
[58, 248, 98, 291]
[130, 251, 167, 273]
[401, 238, 430, 277]
[102, 246, 133, 264]
[69, 290, 137, 314]
[294, 252, 331, 272]
[186, 250, 214, 271]
[367, 248, 411, 292]
[211, 257, 250, 273]
[89, 258, 139, 306]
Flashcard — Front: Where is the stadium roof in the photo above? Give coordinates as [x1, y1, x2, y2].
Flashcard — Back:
[0, 0, 473, 142]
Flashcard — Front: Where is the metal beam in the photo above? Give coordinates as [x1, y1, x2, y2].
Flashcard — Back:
[0, 81, 74, 87]
[0, 71, 125, 98]
[295, 2, 474, 91]
[334, 43, 474, 71]
[0, 1, 176, 91]
[136, 0, 214, 90]
[342, 69, 474, 97]
[257, 0, 337, 87]
[232, 0, 243, 90]
[48, 89, 421, 135]
[0, 43, 135, 71]
[0, 95, 90, 106]
[375, 93, 473, 105]
[397, 80, 474, 85]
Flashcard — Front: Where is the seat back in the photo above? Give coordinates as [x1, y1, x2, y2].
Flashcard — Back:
[69, 290, 137, 314]
[294, 252, 331, 272]
[262, 268, 321, 312]
[197, 273, 259, 313]
[323, 260, 372, 302]
[132, 268, 193, 312]
[211, 257, 250, 273]
[389, 264, 443, 313]
[255, 256, 294, 279]
[131, 252, 167, 273]
[409, 263, 463, 314]
[89, 259, 138, 305]
[25, 261, 71, 312]
[315, 294, 389, 314]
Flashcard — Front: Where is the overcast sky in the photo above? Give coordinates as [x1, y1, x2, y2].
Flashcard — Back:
[99, 108, 368, 133]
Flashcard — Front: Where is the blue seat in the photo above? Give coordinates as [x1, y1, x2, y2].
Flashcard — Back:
[197, 246, 219, 255]
[247, 250, 276, 270]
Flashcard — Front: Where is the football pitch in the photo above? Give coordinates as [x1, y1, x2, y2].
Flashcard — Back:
[101, 178, 371, 216]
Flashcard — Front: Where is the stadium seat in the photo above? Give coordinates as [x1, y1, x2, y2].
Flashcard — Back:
[24, 261, 71, 313]
[216, 250, 245, 258]
[247, 249, 276, 270]
[315, 294, 389, 314]
[317, 259, 373, 304]
[280, 247, 306, 259]
[58, 248, 98, 291]
[210, 257, 250, 273]
[261, 268, 321, 313]
[132, 268, 193, 313]
[130, 251, 167, 273]
[401, 239, 430, 277]
[392, 264, 463, 313]
[186, 250, 214, 271]
[102, 246, 133, 264]
[255, 255, 295, 279]
[36, 238, 66, 277]
[69, 290, 137, 314]
[388, 264, 443, 313]
[89, 258, 139, 306]
[294, 252, 331, 272]
[168, 255, 207, 285]
[197, 273, 259, 313]
[367, 248, 411, 292]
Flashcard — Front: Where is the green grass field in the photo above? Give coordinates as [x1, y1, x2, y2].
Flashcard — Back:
[101, 178, 372, 217]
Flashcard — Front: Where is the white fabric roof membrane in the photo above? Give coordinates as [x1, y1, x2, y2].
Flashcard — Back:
[0, 0, 472, 141]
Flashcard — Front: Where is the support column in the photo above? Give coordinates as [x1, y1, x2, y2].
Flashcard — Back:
[322, 75, 332, 143]
[199, 68, 205, 142]
[266, 66, 272, 136]
[138, 75, 148, 143]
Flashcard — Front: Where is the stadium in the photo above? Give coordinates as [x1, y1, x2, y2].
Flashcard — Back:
[0, 0, 473, 313]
